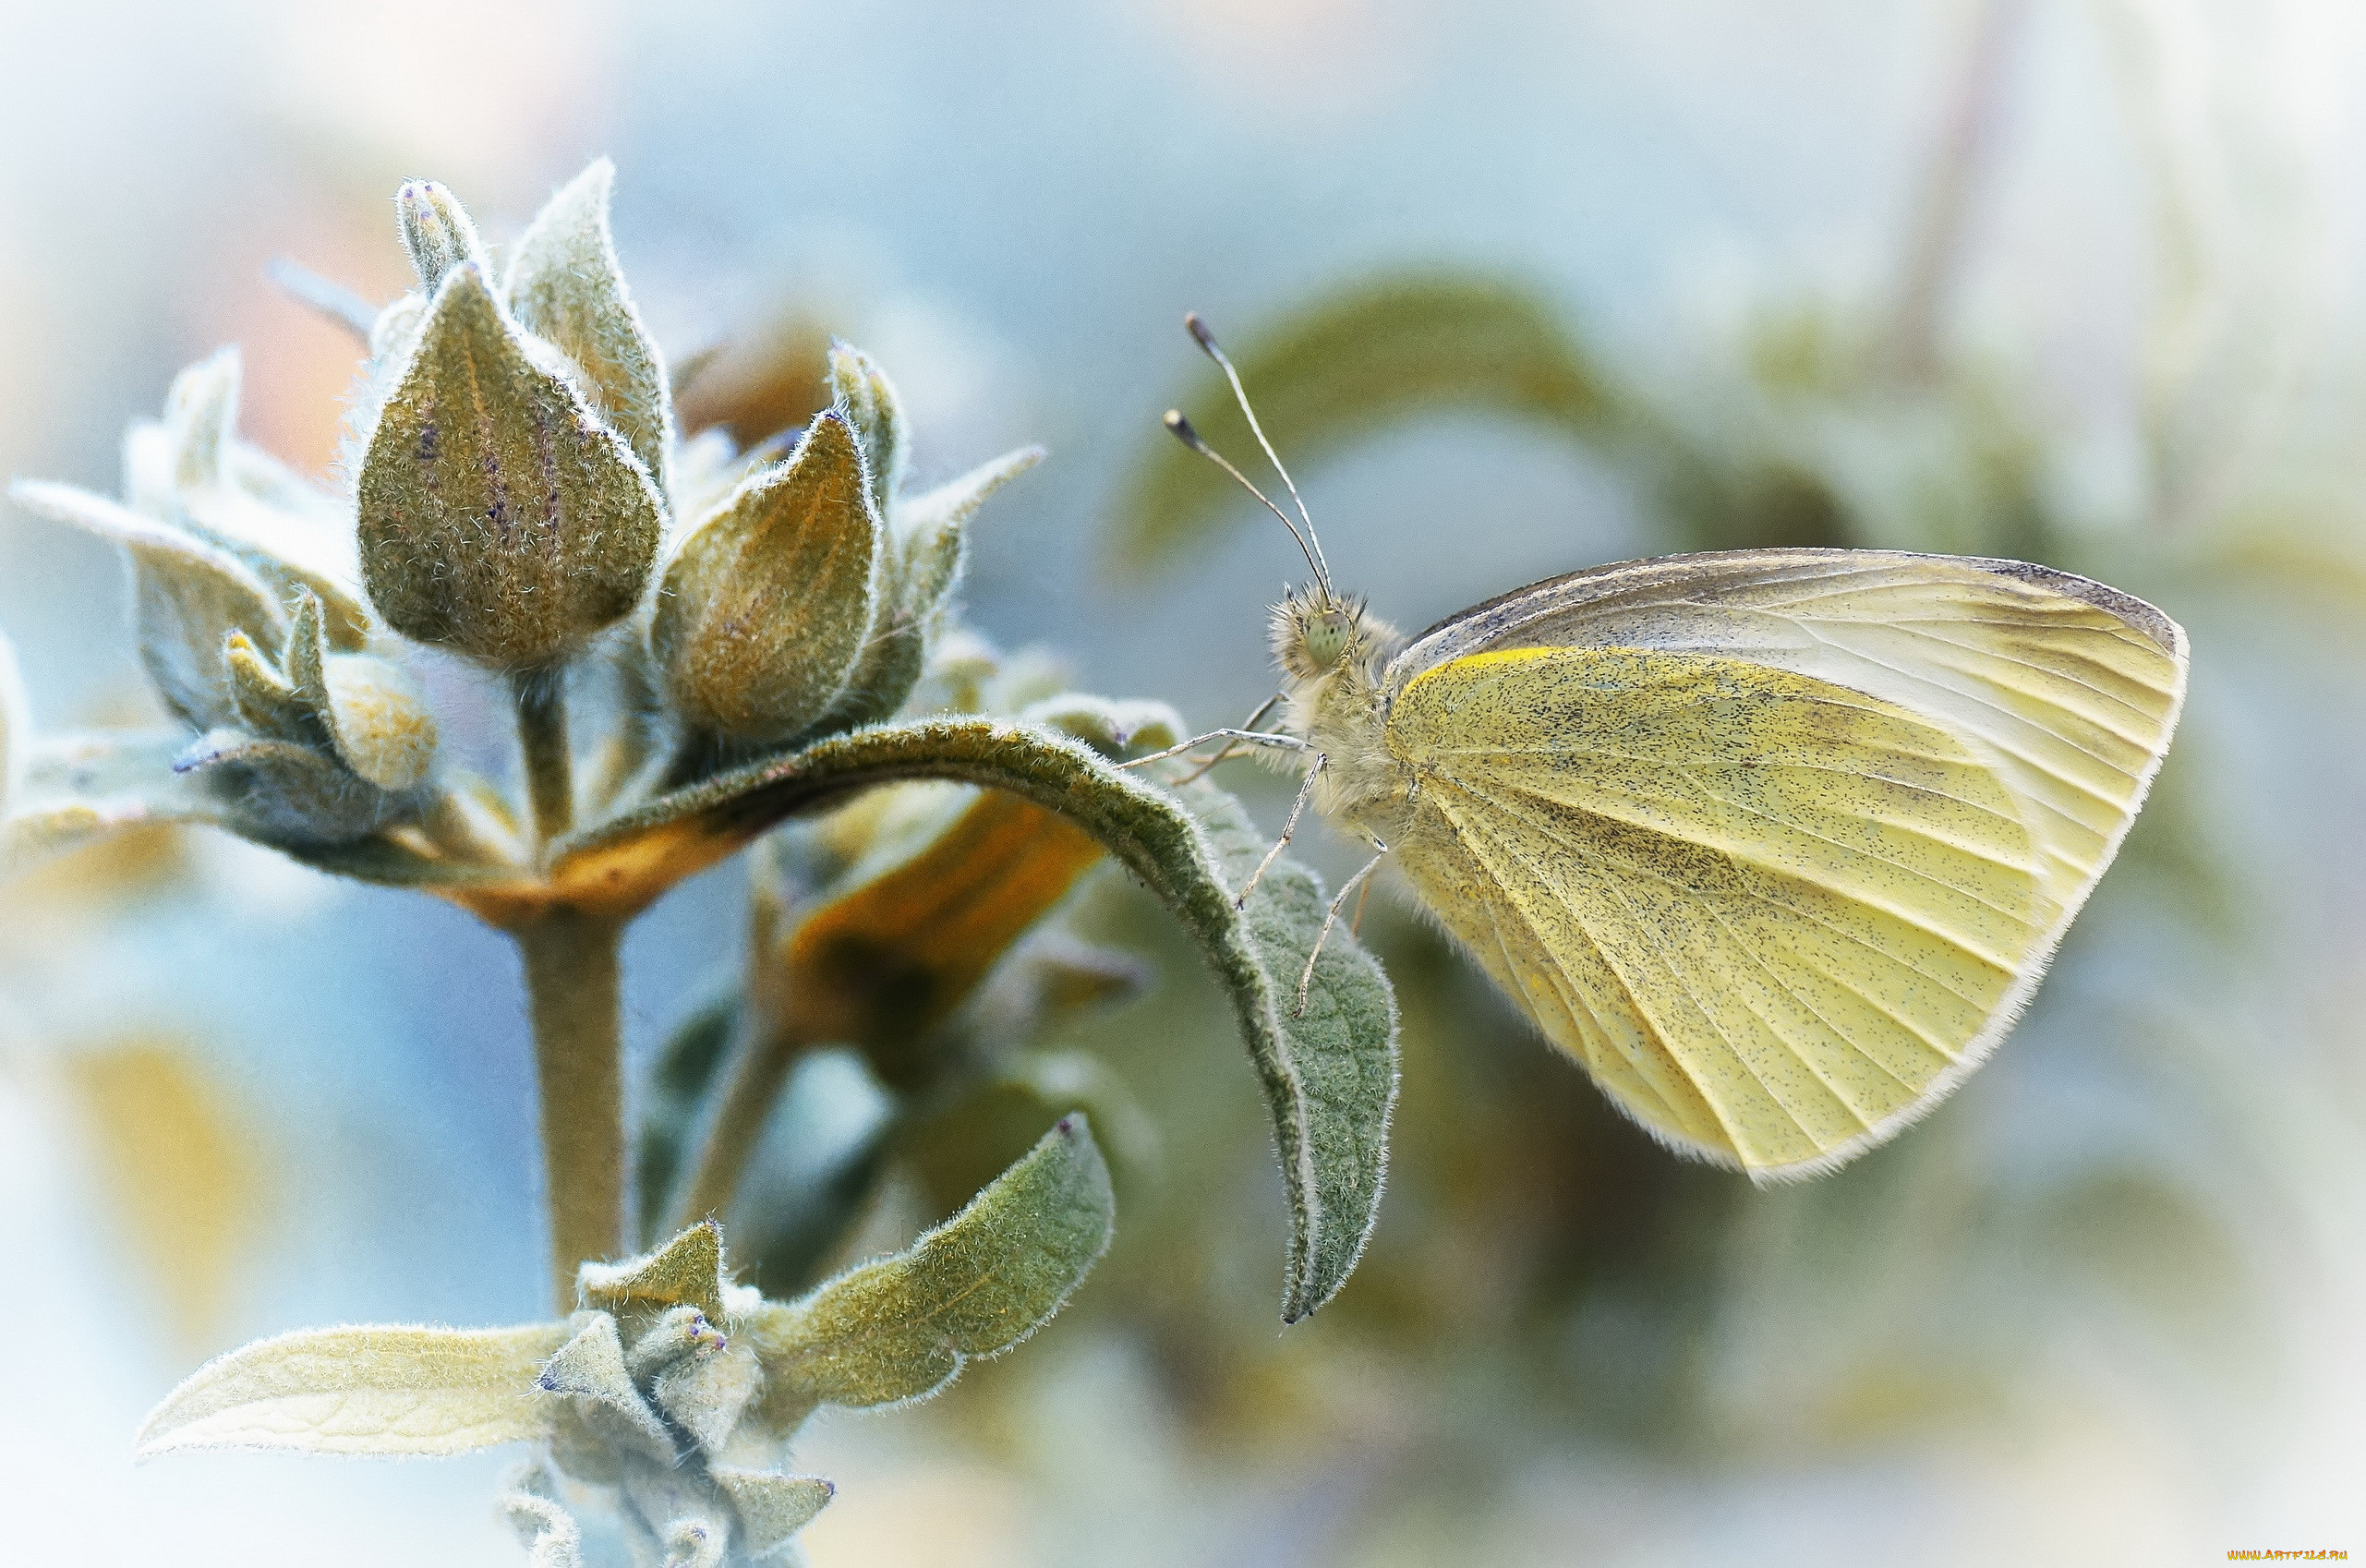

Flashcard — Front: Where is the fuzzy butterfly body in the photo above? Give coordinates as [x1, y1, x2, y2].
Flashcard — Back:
[1269, 548, 2186, 1179]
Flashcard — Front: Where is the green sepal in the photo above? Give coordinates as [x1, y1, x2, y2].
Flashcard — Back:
[172, 728, 412, 847]
[508, 158, 673, 493]
[1017, 693, 1182, 758]
[893, 445, 1042, 617]
[741, 1116, 1114, 1425]
[281, 591, 438, 792]
[162, 346, 238, 491]
[710, 1467, 833, 1559]
[827, 341, 907, 518]
[223, 629, 317, 743]
[652, 409, 882, 743]
[395, 178, 489, 294]
[356, 263, 664, 666]
[811, 444, 1044, 734]
[537, 1312, 676, 1462]
[134, 1320, 574, 1456]
[10, 479, 286, 730]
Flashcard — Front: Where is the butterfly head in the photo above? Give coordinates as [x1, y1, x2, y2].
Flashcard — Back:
[1271, 585, 1389, 682]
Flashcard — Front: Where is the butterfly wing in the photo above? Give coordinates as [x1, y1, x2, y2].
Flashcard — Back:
[1388, 549, 2187, 932]
[1380, 552, 2185, 1177]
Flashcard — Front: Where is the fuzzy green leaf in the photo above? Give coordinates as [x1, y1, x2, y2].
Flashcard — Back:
[710, 1467, 834, 1558]
[136, 1321, 573, 1456]
[356, 264, 663, 666]
[11, 480, 286, 729]
[523, 718, 1397, 1318]
[652, 410, 881, 742]
[1117, 276, 1623, 573]
[743, 1116, 1114, 1417]
[1158, 762, 1398, 1318]
[508, 159, 673, 492]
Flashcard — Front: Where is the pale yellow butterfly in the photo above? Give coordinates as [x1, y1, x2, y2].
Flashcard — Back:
[1154, 314, 2187, 1181]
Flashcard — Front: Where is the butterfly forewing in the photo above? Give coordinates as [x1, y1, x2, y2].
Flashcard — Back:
[1388, 549, 2187, 931]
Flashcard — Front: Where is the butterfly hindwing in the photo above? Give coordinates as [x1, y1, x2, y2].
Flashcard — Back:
[1384, 643, 2065, 1176]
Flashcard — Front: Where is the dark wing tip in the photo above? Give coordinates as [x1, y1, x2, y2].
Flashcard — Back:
[1964, 555, 2186, 658]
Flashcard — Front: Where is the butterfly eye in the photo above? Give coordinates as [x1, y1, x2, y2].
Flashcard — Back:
[1302, 608, 1353, 669]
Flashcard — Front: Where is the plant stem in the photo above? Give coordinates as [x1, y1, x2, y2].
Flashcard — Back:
[513, 666, 574, 849]
[516, 907, 628, 1310]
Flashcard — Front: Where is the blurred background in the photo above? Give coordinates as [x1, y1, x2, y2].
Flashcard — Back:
[4, 0, 2363, 1562]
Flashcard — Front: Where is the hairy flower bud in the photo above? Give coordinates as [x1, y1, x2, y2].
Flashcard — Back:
[395, 179, 489, 294]
[651, 410, 882, 743]
[356, 264, 663, 668]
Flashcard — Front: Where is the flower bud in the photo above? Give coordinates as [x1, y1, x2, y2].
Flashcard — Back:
[356, 264, 664, 668]
[651, 410, 882, 743]
[395, 179, 489, 294]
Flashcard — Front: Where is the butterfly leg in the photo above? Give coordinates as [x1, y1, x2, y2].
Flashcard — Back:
[1233, 754, 1325, 910]
[1177, 693, 1286, 785]
[1114, 726, 1310, 770]
[1296, 843, 1388, 1016]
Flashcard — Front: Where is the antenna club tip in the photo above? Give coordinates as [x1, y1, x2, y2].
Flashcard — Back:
[1162, 409, 1202, 448]
[1184, 312, 1221, 353]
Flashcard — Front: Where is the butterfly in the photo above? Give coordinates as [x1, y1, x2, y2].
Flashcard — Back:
[1153, 315, 2187, 1181]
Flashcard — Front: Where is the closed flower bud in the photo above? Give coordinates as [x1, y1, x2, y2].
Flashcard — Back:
[651, 410, 882, 744]
[356, 264, 664, 668]
[395, 179, 489, 294]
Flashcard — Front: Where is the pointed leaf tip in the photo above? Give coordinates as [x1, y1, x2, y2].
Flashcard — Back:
[742, 1116, 1114, 1418]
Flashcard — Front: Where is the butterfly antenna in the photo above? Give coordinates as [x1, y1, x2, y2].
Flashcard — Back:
[1183, 313, 1333, 595]
[1163, 410, 1328, 588]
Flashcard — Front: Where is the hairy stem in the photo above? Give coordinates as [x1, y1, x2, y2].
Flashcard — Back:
[516, 908, 627, 1309]
[513, 666, 574, 849]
